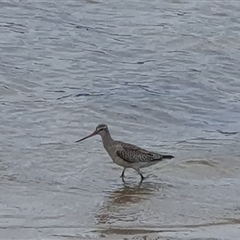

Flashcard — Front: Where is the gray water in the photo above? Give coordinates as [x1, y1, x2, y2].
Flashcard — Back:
[1, 0, 240, 239]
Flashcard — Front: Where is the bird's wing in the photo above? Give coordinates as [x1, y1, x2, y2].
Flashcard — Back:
[116, 142, 164, 163]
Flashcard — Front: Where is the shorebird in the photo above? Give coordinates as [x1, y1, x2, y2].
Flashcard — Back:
[76, 124, 174, 182]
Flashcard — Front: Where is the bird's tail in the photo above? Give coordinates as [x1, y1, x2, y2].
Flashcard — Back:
[162, 155, 174, 159]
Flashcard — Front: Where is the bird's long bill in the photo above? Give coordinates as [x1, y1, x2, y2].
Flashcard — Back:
[76, 131, 97, 143]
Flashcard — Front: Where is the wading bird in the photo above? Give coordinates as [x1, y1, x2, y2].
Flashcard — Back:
[76, 124, 174, 182]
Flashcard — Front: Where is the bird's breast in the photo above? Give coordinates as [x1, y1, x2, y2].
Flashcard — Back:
[104, 146, 132, 168]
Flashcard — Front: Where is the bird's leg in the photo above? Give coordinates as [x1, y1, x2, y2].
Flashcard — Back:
[135, 169, 145, 182]
[140, 172, 145, 182]
[120, 168, 126, 178]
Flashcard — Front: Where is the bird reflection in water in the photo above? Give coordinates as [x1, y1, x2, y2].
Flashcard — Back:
[95, 181, 166, 225]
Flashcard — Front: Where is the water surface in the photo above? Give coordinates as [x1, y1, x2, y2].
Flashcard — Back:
[0, 0, 240, 239]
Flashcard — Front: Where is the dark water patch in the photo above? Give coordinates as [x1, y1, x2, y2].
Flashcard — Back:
[217, 130, 238, 135]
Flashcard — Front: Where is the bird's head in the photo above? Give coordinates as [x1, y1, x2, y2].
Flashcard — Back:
[76, 124, 109, 142]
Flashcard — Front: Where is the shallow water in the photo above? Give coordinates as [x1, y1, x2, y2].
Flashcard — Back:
[1, 0, 240, 239]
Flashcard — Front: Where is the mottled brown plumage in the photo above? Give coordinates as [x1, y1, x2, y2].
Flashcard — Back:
[116, 142, 173, 163]
[76, 124, 174, 182]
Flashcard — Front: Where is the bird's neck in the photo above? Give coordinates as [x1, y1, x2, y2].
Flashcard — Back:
[101, 130, 114, 150]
